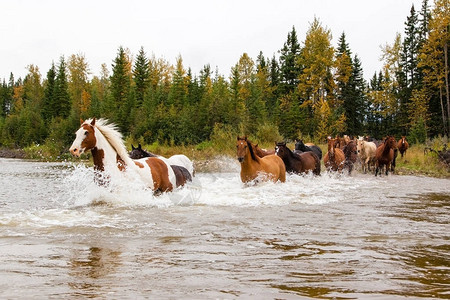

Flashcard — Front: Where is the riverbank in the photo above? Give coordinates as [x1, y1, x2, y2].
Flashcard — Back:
[1, 143, 449, 178]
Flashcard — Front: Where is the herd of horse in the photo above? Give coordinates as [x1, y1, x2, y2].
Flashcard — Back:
[69, 118, 410, 194]
[235, 135, 409, 183]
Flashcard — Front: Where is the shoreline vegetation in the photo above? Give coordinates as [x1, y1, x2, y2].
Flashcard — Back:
[1, 140, 449, 178]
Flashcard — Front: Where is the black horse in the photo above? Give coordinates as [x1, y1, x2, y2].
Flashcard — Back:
[129, 144, 192, 187]
[294, 140, 323, 161]
[276, 142, 321, 175]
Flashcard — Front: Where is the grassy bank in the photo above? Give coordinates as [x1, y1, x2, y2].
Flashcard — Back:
[13, 139, 450, 178]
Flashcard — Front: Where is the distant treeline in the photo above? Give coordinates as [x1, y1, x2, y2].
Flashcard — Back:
[0, 0, 448, 152]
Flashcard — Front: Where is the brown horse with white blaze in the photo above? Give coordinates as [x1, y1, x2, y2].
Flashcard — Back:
[236, 136, 286, 183]
[323, 137, 345, 172]
[375, 136, 397, 176]
[70, 118, 178, 193]
[397, 136, 409, 158]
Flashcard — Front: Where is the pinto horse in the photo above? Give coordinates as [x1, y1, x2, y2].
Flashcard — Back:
[70, 118, 179, 193]
[129, 144, 192, 187]
[375, 136, 397, 176]
[276, 142, 320, 175]
[236, 137, 286, 183]
[323, 137, 345, 172]
[397, 136, 409, 158]
[294, 140, 323, 160]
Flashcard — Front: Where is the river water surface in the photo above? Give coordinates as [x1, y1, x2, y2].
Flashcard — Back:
[0, 157, 449, 299]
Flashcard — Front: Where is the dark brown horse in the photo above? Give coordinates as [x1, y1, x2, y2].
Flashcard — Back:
[323, 137, 345, 172]
[275, 142, 321, 175]
[375, 136, 397, 176]
[397, 136, 409, 158]
[236, 137, 286, 183]
[343, 140, 358, 174]
[294, 140, 323, 160]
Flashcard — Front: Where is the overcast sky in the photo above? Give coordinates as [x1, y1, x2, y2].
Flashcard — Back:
[1, 0, 423, 81]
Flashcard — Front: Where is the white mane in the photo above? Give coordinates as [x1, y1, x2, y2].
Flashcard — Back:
[84, 118, 135, 168]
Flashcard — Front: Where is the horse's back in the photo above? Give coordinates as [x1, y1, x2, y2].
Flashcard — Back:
[310, 145, 323, 160]
[145, 157, 174, 192]
[297, 151, 321, 175]
[261, 154, 286, 182]
[168, 154, 194, 176]
[171, 165, 192, 187]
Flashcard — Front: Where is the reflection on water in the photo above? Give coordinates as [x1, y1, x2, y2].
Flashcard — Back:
[69, 246, 122, 297]
[0, 158, 449, 299]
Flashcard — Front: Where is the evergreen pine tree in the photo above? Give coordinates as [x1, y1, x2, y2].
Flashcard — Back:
[53, 57, 71, 118]
[133, 46, 150, 108]
[109, 46, 132, 132]
[42, 63, 56, 122]
[279, 26, 301, 95]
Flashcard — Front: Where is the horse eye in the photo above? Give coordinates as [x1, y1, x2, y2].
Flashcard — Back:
[84, 131, 89, 136]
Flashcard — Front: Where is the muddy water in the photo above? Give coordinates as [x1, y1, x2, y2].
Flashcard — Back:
[0, 157, 449, 299]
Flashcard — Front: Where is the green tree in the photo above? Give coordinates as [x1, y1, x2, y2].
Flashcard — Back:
[279, 26, 301, 95]
[107, 46, 132, 132]
[54, 57, 71, 118]
[133, 46, 150, 108]
[42, 63, 56, 122]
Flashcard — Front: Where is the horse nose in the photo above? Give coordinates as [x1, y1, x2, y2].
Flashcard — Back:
[237, 157, 244, 163]
[70, 147, 80, 157]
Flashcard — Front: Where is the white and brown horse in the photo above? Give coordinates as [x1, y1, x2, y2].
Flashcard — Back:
[69, 118, 180, 193]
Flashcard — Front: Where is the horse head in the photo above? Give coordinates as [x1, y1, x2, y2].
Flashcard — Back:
[236, 136, 249, 163]
[294, 139, 306, 151]
[385, 136, 396, 149]
[327, 137, 337, 155]
[129, 143, 149, 159]
[275, 142, 289, 158]
[70, 118, 97, 157]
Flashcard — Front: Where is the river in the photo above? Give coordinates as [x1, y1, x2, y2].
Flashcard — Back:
[0, 157, 449, 299]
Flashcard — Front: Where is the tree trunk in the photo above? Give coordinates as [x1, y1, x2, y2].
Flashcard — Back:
[440, 86, 448, 137]
[444, 39, 450, 137]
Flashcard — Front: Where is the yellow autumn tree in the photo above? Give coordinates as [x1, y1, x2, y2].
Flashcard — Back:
[298, 17, 335, 107]
[418, 0, 450, 135]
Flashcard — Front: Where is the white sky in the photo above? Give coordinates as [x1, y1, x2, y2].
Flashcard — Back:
[1, 0, 423, 81]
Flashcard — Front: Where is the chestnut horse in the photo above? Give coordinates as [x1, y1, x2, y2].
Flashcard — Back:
[253, 144, 275, 157]
[70, 118, 178, 193]
[129, 144, 192, 187]
[276, 142, 320, 175]
[324, 137, 345, 172]
[236, 137, 286, 183]
[375, 136, 397, 176]
[397, 136, 409, 158]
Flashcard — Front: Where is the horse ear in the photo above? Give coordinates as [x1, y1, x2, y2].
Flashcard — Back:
[237, 136, 240, 141]
[131, 144, 135, 150]
[244, 136, 247, 141]
[80, 118, 84, 125]
[138, 143, 142, 149]
[90, 118, 96, 126]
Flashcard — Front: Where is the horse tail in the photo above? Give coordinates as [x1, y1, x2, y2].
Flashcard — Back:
[314, 153, 321, 175]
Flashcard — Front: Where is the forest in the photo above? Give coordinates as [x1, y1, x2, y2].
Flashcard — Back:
[0, 0, 448, 155]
